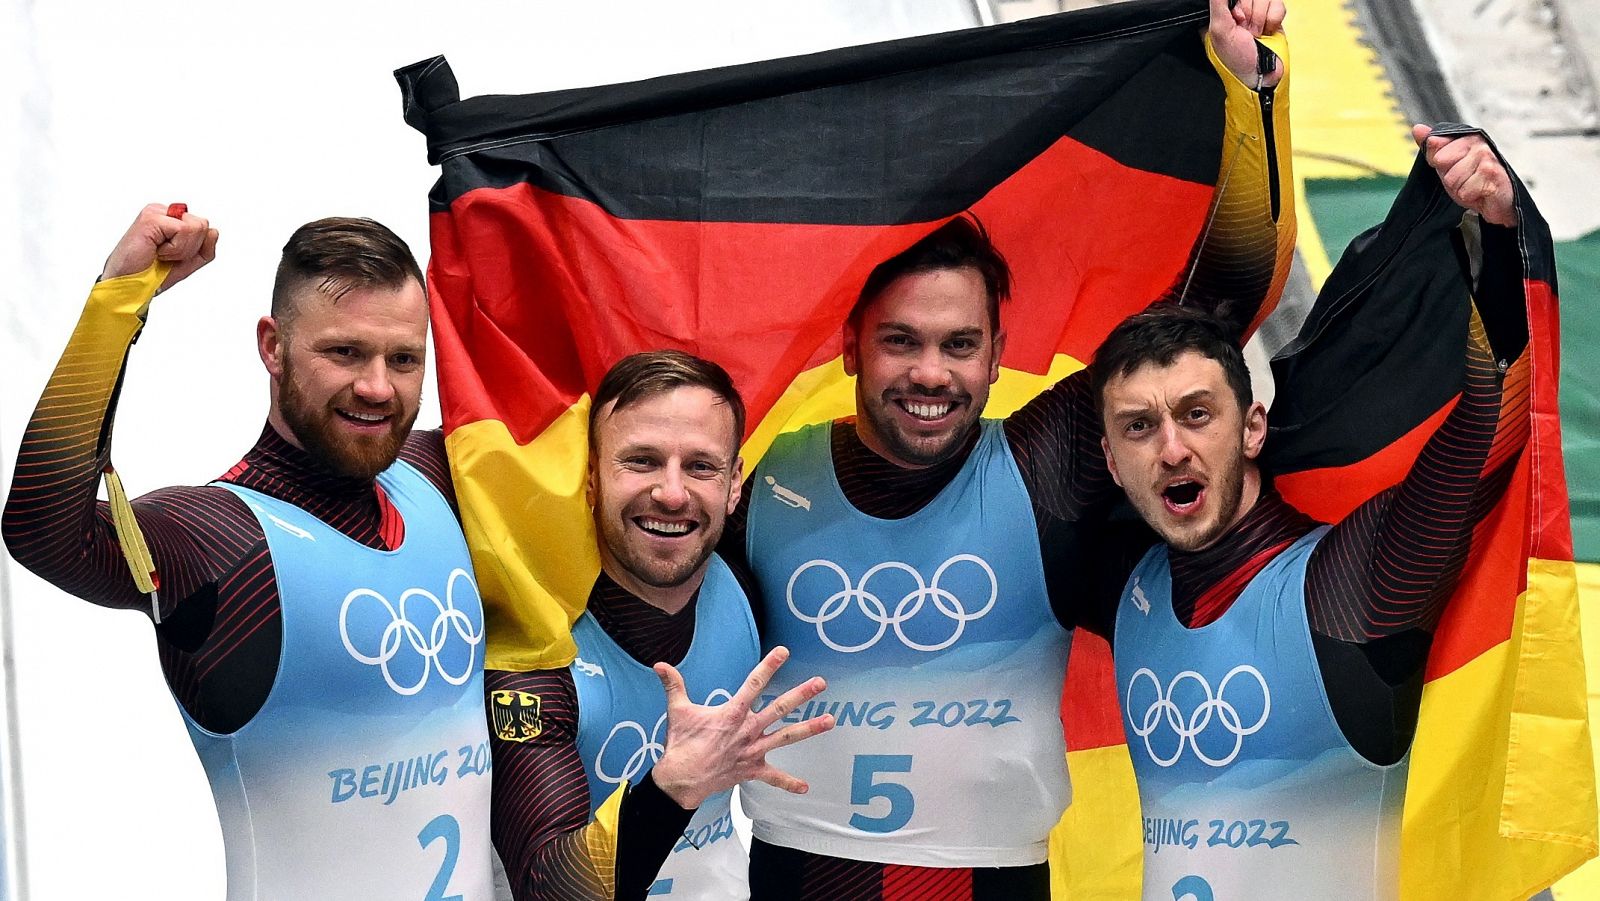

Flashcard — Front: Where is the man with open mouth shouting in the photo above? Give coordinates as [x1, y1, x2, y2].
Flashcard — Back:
[1092, 126, 1529, 900]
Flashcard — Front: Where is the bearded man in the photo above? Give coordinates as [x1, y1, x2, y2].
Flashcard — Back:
[4, 205, 495, 900]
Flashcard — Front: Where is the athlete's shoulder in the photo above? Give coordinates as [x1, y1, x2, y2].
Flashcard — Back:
[141, 481, 251, 509]
[399, 426, 448, 467]
[705, 552, 753, 601]
[136, 483, 261, 543]
[760, 419, 833, 462]
[486, 666, 579, 746]
[397, 428, 456, 508]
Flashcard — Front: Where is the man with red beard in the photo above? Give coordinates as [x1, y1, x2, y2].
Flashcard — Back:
[1092, 128, 1527, 899]
[1, 206, 497, 900]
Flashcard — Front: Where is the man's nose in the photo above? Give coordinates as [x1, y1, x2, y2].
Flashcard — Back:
[1157, 420, 1191, 467]
[353, 358, 395, 405]
[651, 465, 689, 510]
[909, 346, 953, 391]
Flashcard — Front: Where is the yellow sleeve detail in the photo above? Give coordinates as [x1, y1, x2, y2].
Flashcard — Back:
[88, 260, 168, 320]
[1203, 29, 1293, 204]
[1205, 30, 1292, 216]
[60, 261, 169, 377]
[53, 261, 171, 613]
[581, 781, 627, 898]
[1199, 30, 1296, 337]
[1204, 31, 1291, 100]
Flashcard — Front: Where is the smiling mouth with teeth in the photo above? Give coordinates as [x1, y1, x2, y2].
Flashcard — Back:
[337, 408, 393, 424]
[636, 517, 697, 537]
[897, 399, 955, 421]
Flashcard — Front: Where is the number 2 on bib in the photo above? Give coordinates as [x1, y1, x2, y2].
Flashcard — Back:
[419, 814, 463, 901]
[849, 754, 914, 833]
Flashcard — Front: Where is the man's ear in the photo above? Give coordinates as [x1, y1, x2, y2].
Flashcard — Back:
[258, 316, 285, 379]
[584, 456, 598, 510]
[1242, 400, 1268, 460]
[989, 328, 1006, 385]
[727, 456, 744, 517]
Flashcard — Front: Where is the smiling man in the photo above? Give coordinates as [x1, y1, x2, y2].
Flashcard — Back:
[1092, 128, 1529, 899]
[2, 207, 497, 899]
[717, 3, 1295, 895]
[486, 351, 833, 901]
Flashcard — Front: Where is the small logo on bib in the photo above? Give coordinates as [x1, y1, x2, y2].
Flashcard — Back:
[492, 690, 544, 742]
[765, 475, 811, 510]
[575, 657, 605, 678]
[1131, 578, 1151, 615]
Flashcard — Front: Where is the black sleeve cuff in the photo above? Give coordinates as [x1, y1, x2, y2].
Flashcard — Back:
[1474, 221, 1529, 365]
[613, 773, 696, 901]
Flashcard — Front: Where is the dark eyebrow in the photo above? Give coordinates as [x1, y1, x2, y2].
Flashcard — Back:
[1110, 388, 1217, 425]
[612, 442, 730, 467]
[873, 322, 985, 342]
[688, 450, 733, 470]
[1110, 404, 1153, 426]
[612, 441, 660, 457]
[317, 335, 426, 357]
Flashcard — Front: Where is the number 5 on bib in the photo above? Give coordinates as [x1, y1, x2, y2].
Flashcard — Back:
[849, 755, 914, 833]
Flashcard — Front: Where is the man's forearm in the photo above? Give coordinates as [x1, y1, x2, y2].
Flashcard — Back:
[1168, 32, 1295, 337]
[489, 669, 693, 901]
[1, 265, 173, 610]
[1307, 230, 1531, 640]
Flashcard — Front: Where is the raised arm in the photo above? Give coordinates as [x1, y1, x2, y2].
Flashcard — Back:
[1168, 0, 1295, 334]
[2, 205, 220, 617]
[1309, 129, 1526, 642]
[1006, 0, 1294, 518]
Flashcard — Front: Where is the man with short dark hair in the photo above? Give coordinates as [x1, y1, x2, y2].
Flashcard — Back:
[487, 351, 833, 901]
[3, 205, 494, 900]
[721, 2, 1294, 894]
[1091, 128, 1527, 899]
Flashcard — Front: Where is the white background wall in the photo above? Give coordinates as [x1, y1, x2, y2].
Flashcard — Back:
[0, 3, 981, 898]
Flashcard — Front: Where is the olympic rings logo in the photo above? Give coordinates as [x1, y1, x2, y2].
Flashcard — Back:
[1125, 665, 1271, 768]
[595, 689, 734, 785]
[339, 568, 484, 697]
[785, 554, 998, 654]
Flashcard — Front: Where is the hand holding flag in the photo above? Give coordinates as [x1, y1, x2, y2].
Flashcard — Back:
[1210, 0, 1286, 86]
[1412, 124, 1518, 227]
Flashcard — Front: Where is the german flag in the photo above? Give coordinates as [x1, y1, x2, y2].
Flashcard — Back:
[397, 0, 1287, 893]
[394, 0, 1585, 895]
[395, 0, 1290, 671]
[1258, 131, 1596, 898]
